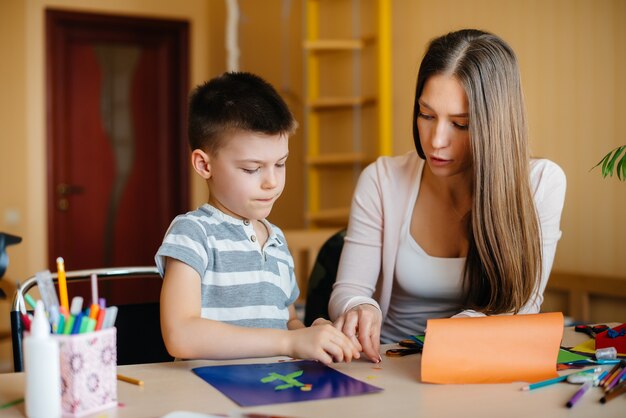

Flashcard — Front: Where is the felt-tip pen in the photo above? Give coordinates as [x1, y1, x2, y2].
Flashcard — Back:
[566, 381, 592, 408]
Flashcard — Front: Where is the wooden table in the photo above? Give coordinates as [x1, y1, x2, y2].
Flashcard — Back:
[0, 326, 623, 417]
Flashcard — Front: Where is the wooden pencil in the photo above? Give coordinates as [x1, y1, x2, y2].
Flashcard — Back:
[117, 373, 144, 386]
[600, 380, 626, 404]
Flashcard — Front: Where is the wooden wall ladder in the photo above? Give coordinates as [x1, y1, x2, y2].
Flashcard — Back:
[303, 0, 392, 227]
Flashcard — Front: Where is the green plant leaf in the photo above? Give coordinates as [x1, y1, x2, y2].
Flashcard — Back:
[605, 146, 625, 178]
[602, 152, 611, 177]
[592, 145, 626, 181]
[616, 153, 626, 181]
[592, 152, 610, 174]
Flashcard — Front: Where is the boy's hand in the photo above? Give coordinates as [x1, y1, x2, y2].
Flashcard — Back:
[310, 317, 332, 326]
[286, 323, 360, 364]
[333, 304, 382, 363]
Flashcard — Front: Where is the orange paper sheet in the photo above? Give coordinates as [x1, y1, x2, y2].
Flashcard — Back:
[421, 312, 563, 384]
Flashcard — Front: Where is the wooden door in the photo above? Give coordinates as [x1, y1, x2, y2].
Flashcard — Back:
[46, 10, 189, 270]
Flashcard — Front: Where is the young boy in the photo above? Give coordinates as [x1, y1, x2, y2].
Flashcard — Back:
[155, 72, 358, 364]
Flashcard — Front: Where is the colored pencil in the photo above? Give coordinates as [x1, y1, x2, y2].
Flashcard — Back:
[602, 361, 625, 389]
[520, 368, 596, 391]
[605, 365, 626, 392]
[56, 257, 69, 312]
[600, 362, 622, 387]
[117, 374, 144, 386]
[600, 380, 626, 404]
[0, 397, 24, 410]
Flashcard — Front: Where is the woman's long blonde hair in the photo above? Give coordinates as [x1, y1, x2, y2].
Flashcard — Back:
[412, 29, 541, 314]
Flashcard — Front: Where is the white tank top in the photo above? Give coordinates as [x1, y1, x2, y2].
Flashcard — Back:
[380, 182, 466, 343]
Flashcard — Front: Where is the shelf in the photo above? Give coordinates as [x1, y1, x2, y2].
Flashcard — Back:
[308, 96, 376, 110]
[306, 152, 371, 166]
[305, 207, 350, 224]
[304, 37, 374, 51]
[302, 0, 391, 228]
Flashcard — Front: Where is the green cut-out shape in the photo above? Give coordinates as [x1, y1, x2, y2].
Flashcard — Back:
[260, 370, 305, 391]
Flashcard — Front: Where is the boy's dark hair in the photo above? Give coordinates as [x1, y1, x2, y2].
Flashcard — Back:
[188, 72, 297, 153]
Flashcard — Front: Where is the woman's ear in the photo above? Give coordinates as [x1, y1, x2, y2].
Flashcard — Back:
[191, 149, 211, 179]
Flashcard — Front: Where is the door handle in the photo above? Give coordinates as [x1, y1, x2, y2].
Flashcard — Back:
[56, 183, 84, 197]
[56, 183, 84, 211]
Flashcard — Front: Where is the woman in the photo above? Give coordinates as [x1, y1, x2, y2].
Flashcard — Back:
[329, 29, 566, 362]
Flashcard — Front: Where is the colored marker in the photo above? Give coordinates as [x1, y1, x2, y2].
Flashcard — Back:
[84, 317, 97, 333]
[102, 306, 118, 329]
[56, 314, 65, 335]
[71, 313, 84, 334]
[21, 312, 31, 332]
[69, 296, 83, 316]
[566, 381, 592, 408]
[63, 314, 75, 335]
[89, 304, 100, 321]
[0, 397, 24, 410]
[521, 368, 597, 391]
[56, 257, 69, 312]
[23, 293, 37, 310]
[79, 316, 90, 333]
[95, 308, 106, 331]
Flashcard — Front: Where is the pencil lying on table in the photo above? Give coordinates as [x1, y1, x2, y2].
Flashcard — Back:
[601, 380, 626, 404]
[520, 368, 597, 391]
[117, 374, 144, 386]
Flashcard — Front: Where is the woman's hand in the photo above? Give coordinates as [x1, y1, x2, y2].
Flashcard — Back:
[285, 323, 360, 364]
[333, 304, 382, 363]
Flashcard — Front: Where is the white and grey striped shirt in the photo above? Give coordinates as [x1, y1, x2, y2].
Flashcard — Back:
[155, 204, 299, 329]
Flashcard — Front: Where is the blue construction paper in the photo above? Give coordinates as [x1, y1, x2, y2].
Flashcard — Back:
[192, 360, 383, 407]
[410, 335, 425, 346]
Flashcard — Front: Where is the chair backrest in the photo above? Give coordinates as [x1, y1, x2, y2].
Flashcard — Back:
[10, 266, 173, 372]
[283, 228, 341, 305]
[304, 229, 346, 326]
[0, 232, 21, 279]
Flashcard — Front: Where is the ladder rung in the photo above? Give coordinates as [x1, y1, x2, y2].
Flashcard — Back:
[308, 96, 376, 110]
[306, 152, 369, 166]
[304, 38, 373, 51]
[306, 207, 350, 223]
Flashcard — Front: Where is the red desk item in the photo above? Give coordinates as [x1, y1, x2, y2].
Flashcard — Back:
[595, 323, 626, 355]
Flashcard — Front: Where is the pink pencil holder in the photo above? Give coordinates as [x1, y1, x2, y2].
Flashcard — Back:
[54, 327, 117, 416]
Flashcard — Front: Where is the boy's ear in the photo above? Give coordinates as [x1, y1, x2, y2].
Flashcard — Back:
[191, 149, 212, 179]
